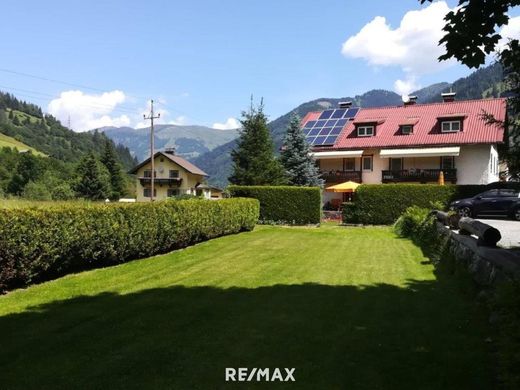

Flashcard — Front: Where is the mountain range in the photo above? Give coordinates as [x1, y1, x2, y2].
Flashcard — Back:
[101, 124, 238, 162]
[100, 63, 504, 187]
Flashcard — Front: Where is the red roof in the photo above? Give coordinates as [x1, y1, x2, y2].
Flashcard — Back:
[303, 98, 506, 150]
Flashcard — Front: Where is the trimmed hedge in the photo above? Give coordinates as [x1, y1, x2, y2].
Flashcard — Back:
[0, 198, 259, 291]
[228, 185, 321, 225]
[343, 183, 520, 225]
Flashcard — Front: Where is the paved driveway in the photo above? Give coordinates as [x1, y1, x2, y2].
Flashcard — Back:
[477, 218, 520, 249]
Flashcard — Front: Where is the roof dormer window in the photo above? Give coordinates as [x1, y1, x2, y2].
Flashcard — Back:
[441, 120, 461, 133]
[357, 125, 374, 137]
[400, 125, 413, 135]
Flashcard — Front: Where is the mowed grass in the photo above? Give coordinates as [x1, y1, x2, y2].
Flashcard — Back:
[0, 225, 494, 389]
[0, 132, 45, 156]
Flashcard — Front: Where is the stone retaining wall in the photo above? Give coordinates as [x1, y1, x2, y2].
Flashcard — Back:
[435, 222, 520, 287]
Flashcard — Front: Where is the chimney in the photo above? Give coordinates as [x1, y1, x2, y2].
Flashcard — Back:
[403, 95, 418, 106]
[164, 147, 176, 155]
[338, 101, 352, 109]
[441, 92, 456, 102]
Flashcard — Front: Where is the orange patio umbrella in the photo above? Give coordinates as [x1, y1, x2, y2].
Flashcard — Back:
[325, 181, 360, 193]
[438, 170, 445, 186]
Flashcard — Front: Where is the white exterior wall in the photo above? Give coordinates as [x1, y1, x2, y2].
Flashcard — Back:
[360, 149, 386, 184]
[315, 143, 499, 194]
[456, 144, 499, 184]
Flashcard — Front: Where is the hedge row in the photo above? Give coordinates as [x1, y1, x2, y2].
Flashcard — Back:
[0, 198, 259, 291]
[228, 185, 321, 225]
[343, 183, 520, 225]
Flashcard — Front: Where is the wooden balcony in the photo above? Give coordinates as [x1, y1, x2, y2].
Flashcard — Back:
[381, 169, 457, 184]
[138, 177, 183, 186]
[320, 170, 362, 183]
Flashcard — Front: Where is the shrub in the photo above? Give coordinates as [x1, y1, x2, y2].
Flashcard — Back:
[0, 198, 259, 291]
[394, 206, 432, 238]
[22, 180, 52, 200]
[341, 203, 359, 224]
[343, 183, 520, 225]
[228, 185, 321, 225]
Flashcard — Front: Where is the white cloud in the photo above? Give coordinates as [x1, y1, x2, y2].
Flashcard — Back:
[212, 117, 240, 130]
[48, 90, 131, 132]
[497, 15, 520, 51]
[341, 1, 455, 94]
[394, 77, 420, 96]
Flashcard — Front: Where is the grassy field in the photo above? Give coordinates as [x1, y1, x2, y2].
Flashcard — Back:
[0, 225, 493, 389]
[0, 132, 45, 156]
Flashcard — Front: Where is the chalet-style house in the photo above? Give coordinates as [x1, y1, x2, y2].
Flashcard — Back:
[300, 93, 506, 205]
[129, 148, 211, 202]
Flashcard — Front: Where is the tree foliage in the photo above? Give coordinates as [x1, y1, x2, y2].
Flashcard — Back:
[74, 152, 110, 200]
[280, 113, 323, 187]
[229, 100, 286, 185]
[421, 0, 520, 178]
[101, 139, 126, 200]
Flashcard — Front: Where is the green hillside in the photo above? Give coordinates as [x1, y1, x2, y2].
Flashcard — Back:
[0, 132, 45, 156]
[0, 92, 137, 170]
[0, 91, 138, 200]
[194, 63, 505, 187]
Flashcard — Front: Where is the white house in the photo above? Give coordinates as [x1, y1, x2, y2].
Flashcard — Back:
[300, 94, 506, 205]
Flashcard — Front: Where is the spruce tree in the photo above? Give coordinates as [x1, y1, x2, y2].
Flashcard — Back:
[280, 114, 323, 187]
[100, 139, 126, 200]
[229, 100, 286, 185]
[74, 152, 110, 200]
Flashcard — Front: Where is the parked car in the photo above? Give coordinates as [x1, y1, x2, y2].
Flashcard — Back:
[450, 189, 520, 220]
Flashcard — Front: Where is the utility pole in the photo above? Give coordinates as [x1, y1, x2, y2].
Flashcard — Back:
[143, 100, 160, 201]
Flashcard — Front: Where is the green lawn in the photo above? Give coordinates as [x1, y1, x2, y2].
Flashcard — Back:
[0, 225, 493, 389]
[0, 132, 45, 156]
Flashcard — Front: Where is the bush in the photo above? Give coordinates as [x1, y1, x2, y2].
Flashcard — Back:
[228, 185, 321, 225]
[22, 180, 52, 200]
[0, 198, 259, 291]
[343, 183, 520, 225]
[394, 206, 433, 239]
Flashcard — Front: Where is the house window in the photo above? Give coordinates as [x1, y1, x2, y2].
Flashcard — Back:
[357, 125, 374, 137]
[143, 188, 157, 198]
[440, 156, 455, 170]
[143, 170, 156, 178]
[389, 158, 403, 171]
[362, 156, 373, 171]
[167, 188, 180, 197]
[400, 125, 413, 135]
[344, 158, 355, 171]
[169, 170, 179, 178]
[441, 120, 461, 132]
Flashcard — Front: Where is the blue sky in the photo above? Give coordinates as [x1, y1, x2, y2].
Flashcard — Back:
[1, 0, 518, 131]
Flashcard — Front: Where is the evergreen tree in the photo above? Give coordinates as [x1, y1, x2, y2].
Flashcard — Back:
[12, 115, 20, 126]
[74, 152, 110, 200]
[280, 114, 323, 187]
[229, 100, 286, 185]
[100, 139, 126, 200]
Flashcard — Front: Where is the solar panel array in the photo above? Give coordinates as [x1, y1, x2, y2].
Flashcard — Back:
[303, 107, 360, 146]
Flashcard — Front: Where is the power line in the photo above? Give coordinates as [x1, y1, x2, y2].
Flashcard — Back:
[0, 67, 201, 121]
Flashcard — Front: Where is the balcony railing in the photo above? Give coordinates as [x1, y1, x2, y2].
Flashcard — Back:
[138, 177, 183, 186]
[382, 169, 457, 183]
[320, 170, 362, 183]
